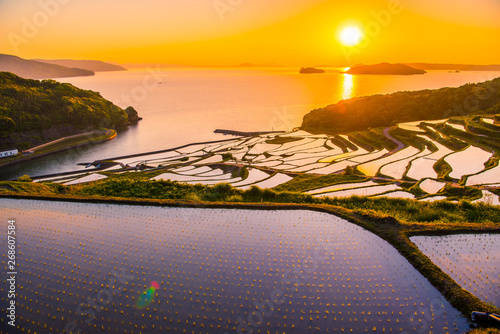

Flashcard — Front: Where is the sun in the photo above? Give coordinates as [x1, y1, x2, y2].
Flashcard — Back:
[339, 26, 364, 47]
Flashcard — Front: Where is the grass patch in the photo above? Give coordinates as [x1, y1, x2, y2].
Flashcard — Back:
[484, 154, 500, 170]
[0, 181, 63, 196]
[467, 329, 500, 334]
[440, 184, 483, 201]
[413, 207, 441, 222]
[349, 129, 394, 151]
[433, 157, 453, 180]
[273, 173, 368, 192]
[8, 175, 497, 228]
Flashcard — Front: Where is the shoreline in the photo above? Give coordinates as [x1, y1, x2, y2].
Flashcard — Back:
[17, 137, 243, 181]
[0, 129, 117, 170]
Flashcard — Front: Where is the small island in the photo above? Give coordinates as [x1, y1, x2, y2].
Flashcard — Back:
[299, 67, 326, 74]
[346, 63, 426, 75]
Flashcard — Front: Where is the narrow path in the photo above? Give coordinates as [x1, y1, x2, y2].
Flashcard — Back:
[383, 127, 405, 154]
[24, 129, 111, 153]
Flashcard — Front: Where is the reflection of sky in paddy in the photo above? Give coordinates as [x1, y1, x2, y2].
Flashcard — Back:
[412, 234, 500, 308]
[1, 199, 469, 333]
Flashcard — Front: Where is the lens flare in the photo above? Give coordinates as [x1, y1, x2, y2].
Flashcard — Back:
[136, 281, 159, 309]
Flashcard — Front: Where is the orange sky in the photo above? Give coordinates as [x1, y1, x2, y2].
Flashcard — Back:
[1, 0, 499, 66]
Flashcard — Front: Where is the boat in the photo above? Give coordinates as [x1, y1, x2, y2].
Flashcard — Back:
[471, 311, 500, 328]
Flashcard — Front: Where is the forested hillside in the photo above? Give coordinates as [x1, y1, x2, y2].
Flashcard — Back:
[301, 77, 500, 134]
[0, 72, 139, 148]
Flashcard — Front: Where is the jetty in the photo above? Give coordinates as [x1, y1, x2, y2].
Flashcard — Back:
[214, 129, 285, 137]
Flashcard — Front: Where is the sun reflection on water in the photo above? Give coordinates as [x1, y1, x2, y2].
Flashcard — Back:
[341, 72, 354, 100]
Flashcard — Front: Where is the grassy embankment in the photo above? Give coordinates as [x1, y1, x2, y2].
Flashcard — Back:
[468, 329, 500, 334]
[1, 173, 499, 329]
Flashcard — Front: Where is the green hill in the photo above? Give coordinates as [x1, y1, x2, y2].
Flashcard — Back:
[0, 71, 139, 150]
[301, 77, 500, 134]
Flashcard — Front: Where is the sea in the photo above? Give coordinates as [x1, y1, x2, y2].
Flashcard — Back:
[2, 67, 499, 180]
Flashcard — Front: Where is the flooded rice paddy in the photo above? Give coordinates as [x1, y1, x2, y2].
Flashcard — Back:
[1, 199, 469, 333]
[411, 234, 500, 308]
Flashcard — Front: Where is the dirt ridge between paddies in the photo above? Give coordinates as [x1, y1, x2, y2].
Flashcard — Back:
[1, 190, 499, 325]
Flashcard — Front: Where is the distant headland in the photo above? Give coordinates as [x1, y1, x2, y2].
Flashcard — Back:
[32, 59, 127, 72]
[345, 63, 426, 75]
[0, 54, 94, 79]
[404, 63, 500, 71]
[0, 54, 128, 80]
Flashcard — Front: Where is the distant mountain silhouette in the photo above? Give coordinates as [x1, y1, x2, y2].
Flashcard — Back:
[404, 63, 500, 71]
[33, 59, 127, 72]
[0, 54, 94, 79]
[346, 63, 426, 75]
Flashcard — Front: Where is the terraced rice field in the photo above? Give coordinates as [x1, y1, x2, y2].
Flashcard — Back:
[411, 234, 500, 308]
[1, 199, 470, 333]
[33, 116, 500, 202]
[419, 179, 447, 194]
[306, 181, 380, 195]
[473, 191, 500, 205]
[405, 142, 454, 180]
[446, 123, 467, 132]
[466, 165, 500, 186]
[444, 146, 492, 179]
[313, 184, 401, 198]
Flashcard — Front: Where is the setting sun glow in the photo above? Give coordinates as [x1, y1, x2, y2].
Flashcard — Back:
[339, 26, 364, 47]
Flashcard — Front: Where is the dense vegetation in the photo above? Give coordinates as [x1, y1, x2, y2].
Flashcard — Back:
[0, 72, 139, 147]
[301, 77, 500, 134]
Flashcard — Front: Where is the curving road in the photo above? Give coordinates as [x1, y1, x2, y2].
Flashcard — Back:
[383, 127, 405, 154]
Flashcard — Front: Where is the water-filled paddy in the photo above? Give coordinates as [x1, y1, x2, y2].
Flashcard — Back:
[411, 234, 500, 308]
[1, 199, 469, 333]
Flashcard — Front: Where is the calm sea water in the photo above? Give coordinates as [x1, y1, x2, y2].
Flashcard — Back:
[3, 67, 499, 179]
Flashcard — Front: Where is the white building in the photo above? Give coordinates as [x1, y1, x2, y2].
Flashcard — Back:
[0, 148, 18, 158]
